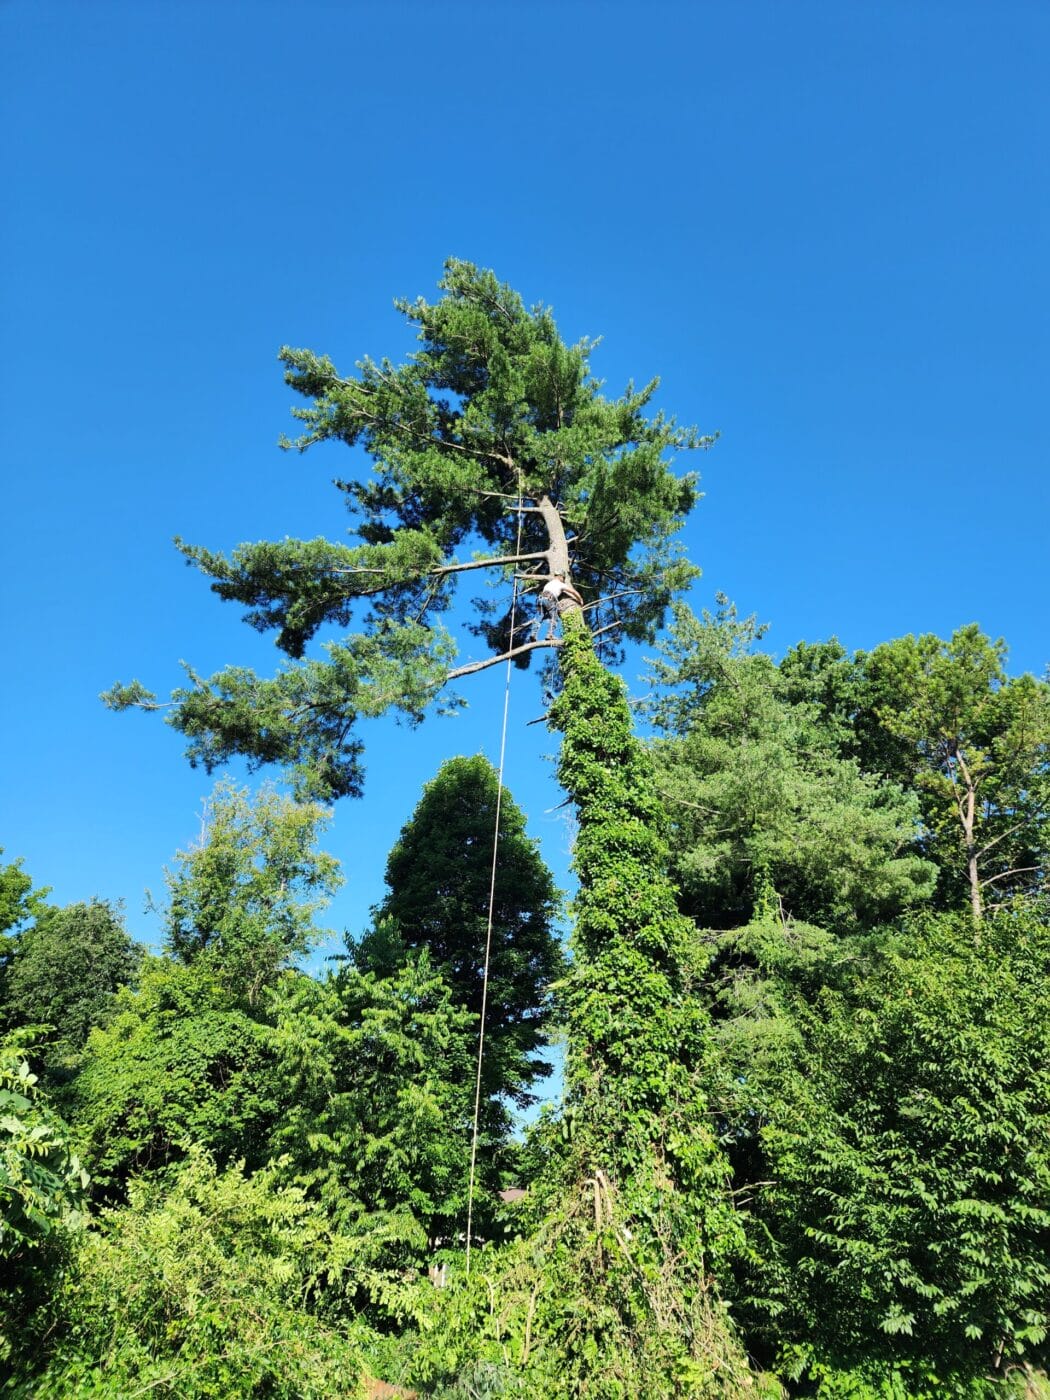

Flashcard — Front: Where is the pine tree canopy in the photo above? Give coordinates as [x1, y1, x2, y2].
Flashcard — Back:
[103, 260, 711, 800]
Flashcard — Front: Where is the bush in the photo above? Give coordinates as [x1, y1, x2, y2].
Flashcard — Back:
[7, 1148, 369, 1398]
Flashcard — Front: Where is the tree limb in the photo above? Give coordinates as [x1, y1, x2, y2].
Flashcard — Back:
[433, 550, 550, 577]
[978, 866, 1042, 889]
[446, 638, 561, 681]
[975, 818, 1035, 859]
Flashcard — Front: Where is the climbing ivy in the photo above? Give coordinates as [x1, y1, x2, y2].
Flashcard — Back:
[409, 615, 756, 1398]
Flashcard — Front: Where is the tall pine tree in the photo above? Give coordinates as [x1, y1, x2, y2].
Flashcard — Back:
[106, 261, 753, 1391]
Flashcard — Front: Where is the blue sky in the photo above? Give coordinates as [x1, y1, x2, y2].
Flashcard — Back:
[2, 0, 1048, 958]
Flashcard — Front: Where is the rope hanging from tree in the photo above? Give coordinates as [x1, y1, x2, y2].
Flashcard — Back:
[465, 480, 527, 1277]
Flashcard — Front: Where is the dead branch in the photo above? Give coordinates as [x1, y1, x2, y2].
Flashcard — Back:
[446, 638, 561, 681]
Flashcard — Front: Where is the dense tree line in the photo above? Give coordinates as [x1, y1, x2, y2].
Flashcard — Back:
[3, 264, 1047, 1396]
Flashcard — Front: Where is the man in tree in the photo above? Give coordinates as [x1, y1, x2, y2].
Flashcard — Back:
[535, 569, 584, 640]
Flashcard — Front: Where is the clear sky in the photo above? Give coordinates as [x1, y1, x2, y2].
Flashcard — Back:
[2, 0, 1048, 958]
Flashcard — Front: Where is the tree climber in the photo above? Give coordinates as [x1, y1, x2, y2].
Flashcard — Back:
[536, 571, 584, 640]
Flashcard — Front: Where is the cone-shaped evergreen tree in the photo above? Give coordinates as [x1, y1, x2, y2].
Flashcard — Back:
[361, 754, 562, 1115]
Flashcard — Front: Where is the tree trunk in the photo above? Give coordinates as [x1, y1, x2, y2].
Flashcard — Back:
[955, 750, 983, 922]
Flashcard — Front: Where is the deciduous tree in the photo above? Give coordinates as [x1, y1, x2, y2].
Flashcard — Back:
[745, 908, 1050, 1390]
[2, 901, 142, 1087]
[780, 627, 1050, 921]
[163, 781, 341, 1004]
[857, 627, 1050, 920]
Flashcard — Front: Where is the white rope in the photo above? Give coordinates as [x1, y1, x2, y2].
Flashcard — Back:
[465, 483, 526, 1276]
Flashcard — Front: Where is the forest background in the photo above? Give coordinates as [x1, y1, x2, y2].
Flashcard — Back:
[2, 2, 1049, 1397]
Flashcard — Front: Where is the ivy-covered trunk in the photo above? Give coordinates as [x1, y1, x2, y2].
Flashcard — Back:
[552, 617, 736, 1219]
[542, 614, 748, 1393]
[421, 619, 753, 1398]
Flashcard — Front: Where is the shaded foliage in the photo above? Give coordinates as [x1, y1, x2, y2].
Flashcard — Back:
[0, 1049, 88, 1369]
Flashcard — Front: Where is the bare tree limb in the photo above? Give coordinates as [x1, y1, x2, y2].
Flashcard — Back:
[976, 819, 1034, 859]
[446, 638, 561, 681]
[582, 588, 644, 612]
[434, 550, 550, 577]
[979, 866, 1042, 889]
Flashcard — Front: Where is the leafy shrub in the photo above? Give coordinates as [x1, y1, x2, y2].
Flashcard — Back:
[0, 1047, 88, 1367]
[8, 1147, 369, 1398]
[746, 908, 1050, 1389]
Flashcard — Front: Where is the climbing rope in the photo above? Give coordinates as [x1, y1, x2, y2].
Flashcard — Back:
[465, 482, 526, 1277]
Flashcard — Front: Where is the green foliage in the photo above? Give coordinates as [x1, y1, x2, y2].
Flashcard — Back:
[268, 953, 476, 1254]
[163, 781, 341, 1002]
[363, 754, 564, 1116]
[551, 616, 744, 1267]
[277, 258, 704, 634]
[856, 627, 1050, 916]
[781, 626, 1050, 918]
[105, 621, 462, 802]
[107, 259, 708, 801]
[2, 900, 142, 1091]
[0, 850, 50, 1017]
[68, 786, 343, 1191]
[73, 956, 280, 1192]
[8, 1148, 369, 1399]
[0, 1048, 88, 1368]
[646, 599, 936, 932]
[0, 851, 49, 940]
[744, 907, 1050, 1386]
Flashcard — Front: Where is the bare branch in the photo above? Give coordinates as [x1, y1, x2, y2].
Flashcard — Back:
[582, 587, 644, 612]
[458, 485, 538, 503]
[434, 550, 549, 577]
[657, 788, 721, 815]
[446, 638, 561, 681]
[976, 819, 1035, 859]
[979, 866, 1042, 889]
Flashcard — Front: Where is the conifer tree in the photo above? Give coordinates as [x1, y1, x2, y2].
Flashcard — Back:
[105, 261, 753, 1390]
[104, 258, 705, 801]
[362, 754, 562, 1113]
